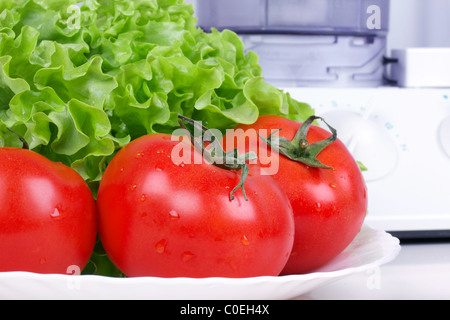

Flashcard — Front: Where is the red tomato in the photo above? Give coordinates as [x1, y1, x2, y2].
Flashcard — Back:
[0, 148, 97, 274]
[223, 115, 368, 274]
[96, 133, 294, 278]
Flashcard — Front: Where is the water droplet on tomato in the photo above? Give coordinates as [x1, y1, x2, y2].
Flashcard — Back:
[182, 251, 196, 262]
[241, 235, 250, 246]
[119, 167, 124, 173]
[155, 239, 167, 254]
[314, 202, 322, 211]
[129, 184, 137, 191]
[329, 183, 337, 190]
[140, 194, 146, 202]
[155, 165, 164, 172]
[134, 152, 145, 159]
[50, 207, 60, 218]
[169, 210, 180, 220]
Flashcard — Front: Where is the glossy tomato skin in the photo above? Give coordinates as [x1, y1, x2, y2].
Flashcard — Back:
[225, 115, 368, 274]
[97, 133, 294, 278]
[0, 148, 97, 274]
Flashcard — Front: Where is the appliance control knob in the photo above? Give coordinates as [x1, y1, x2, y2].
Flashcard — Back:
[320, 111, 398, 181]
[439, 115, 450, 158]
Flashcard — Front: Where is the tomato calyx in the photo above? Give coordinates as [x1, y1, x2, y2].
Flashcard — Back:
[6, 128, 29, 150]
[260, 115, 337, 170]
[178, 115, 257, 201]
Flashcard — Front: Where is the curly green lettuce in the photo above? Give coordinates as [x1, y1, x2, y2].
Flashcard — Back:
[0, 0, 313, 189]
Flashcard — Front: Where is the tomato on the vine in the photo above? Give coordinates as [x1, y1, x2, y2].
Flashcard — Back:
[223, 115, 368, 274]
[0, 147, 97, 274]
[96, 129, 295, 278]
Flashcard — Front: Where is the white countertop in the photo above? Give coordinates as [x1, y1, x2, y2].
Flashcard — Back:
[297, 241, 450, 300]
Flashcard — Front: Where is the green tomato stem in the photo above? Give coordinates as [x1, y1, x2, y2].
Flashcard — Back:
[177, 114, 255, 201]
[259, 115, 337, 170]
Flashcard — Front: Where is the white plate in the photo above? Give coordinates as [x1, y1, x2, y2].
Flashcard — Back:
[0, 224, 400, 300]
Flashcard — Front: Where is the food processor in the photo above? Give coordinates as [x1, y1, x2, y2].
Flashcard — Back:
[196, 0, 390, 87]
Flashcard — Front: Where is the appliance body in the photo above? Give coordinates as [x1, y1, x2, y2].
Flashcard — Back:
[196, 0, 390, 88]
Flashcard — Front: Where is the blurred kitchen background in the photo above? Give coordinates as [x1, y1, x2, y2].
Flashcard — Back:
[187, 0, 450, 51]
[388, 0, 450, 49]
[186, 0, 450, 240]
